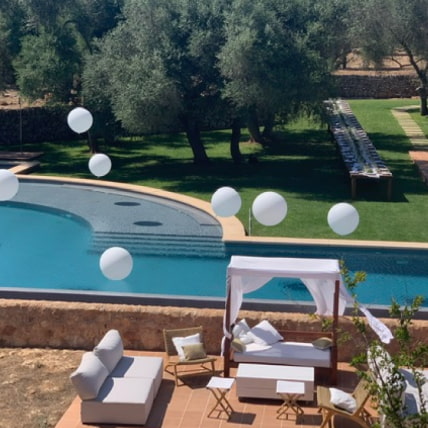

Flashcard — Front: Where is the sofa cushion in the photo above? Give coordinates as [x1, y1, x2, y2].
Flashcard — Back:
[247, 320, 283, 346]
[94, 329, 124, 372]
[81, 377, 155, 425]
[110, 355, 164, 394]
[70, 352, 109, 400]
[312, 337, 333, 350]
[231, 338, 247, 353]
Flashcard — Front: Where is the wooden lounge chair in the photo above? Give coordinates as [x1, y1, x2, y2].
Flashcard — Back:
[317, 378, 373, 428]
[163, 326, 217, 386]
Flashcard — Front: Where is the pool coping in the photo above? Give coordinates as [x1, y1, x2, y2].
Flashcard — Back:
[3, 174, 428, 317]
[17, 174, 428, 251]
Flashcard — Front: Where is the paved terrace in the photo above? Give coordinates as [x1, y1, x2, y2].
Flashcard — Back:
[56, 352, 372, 428]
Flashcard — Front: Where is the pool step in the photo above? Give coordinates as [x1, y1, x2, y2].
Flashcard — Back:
[90, 231, 226, 258]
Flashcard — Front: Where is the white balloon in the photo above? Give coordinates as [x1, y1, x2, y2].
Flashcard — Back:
[211, 186, 241, 217]
[252, 191, 287, 226]
[0, 169, 19, 201]
[67, 107, 93, 134]
[100, 247, 133, 280]
[328, 202, 359, 236]
[89, 153, 112, 177]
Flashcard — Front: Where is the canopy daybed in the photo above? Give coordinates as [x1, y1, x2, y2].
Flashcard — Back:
[223, 256, 393, 384]
[223, 255, 348, 384]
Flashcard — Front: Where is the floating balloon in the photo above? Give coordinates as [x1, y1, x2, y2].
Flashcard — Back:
[0, 169, 19, 201]
[211, 186, 241, 217]
[67, 107, 93, 134]
[99, 247, 133, 280]
[252, 191, 287, 226]
[89, 153, 112, 177]
[328, 202, 359, 236]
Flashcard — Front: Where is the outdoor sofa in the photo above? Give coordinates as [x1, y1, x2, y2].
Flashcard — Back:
[70, 329, 163, 425]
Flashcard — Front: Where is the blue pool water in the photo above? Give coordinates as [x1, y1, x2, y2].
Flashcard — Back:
[0, 203, 427, 307]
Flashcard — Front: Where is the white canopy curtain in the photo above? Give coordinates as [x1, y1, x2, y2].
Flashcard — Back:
[223, 255, 349, 339]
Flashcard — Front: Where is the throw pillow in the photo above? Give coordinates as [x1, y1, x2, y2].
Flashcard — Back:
[232, 319, 251, 338]
[172, 333, 201, 360]
[70, 352, 109, 400]
[231, 338, 246, 353]
[329, 388, 357, 413]
[247, 320, 283, 346]
[182, 343, 207, 360]
[312, 337, 333, 350]
[93, 329, 124, 372]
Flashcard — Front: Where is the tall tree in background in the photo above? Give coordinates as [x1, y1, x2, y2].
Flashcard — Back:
[352, 0, 428, 115]
[0, 1, 25, 89]
[83, 0, 227, 164]
[13, 0, 123, 102]
[218, 0, 333, 145]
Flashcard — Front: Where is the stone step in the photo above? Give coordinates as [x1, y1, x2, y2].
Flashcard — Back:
[90, 231, 226, 258]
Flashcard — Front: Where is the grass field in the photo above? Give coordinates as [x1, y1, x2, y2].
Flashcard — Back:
[13, 98, 428, 242]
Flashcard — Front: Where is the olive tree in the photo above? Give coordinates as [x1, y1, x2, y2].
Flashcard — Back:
[352, 0, 428, 115]
[83, 0, 228, 164]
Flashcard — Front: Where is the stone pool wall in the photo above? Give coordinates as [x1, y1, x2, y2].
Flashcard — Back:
[1, 299, 427, 362]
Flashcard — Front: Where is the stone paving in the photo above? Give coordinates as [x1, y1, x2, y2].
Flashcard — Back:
[392, 105, 428, 184]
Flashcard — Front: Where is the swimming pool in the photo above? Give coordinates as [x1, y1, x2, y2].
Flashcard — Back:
[0, 193, 427, 309]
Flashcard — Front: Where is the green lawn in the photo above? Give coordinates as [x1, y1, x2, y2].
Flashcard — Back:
[14, 98, 428, 242]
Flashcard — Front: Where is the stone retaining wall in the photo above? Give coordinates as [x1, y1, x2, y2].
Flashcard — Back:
[334, 74, 419, 99]
[1, 299, 427, 362]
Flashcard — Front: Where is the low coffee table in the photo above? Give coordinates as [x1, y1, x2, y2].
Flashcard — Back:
[235, 363, 314, 401]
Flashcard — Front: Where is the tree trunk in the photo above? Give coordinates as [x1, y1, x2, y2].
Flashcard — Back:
[261, 112, 275, 143]
[417, 86, 428, 116]
[247, 107, 264, 144]
[182, 116, 210, 164]
[230, 118, 243, 164]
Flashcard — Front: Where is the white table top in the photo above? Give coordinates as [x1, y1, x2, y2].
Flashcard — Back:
[236, 363, 314, 381]
[276, 380, 305, 395]
[206, 376, 235, 390]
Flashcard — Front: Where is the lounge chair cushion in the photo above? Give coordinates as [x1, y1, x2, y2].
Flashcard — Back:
[247, 320, 283, 346]
[183, 343, 207, 360]
[329, 387, 357, 413]
[70, 352, 109, 400]
[94, 329, 124, 372]
[172, 332, 201, 360]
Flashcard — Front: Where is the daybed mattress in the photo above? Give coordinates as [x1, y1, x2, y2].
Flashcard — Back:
[233, 341, 331, 368]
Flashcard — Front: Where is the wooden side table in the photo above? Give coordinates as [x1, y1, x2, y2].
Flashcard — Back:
[276, 380, 305, 420]
[206, 376, 235, 419]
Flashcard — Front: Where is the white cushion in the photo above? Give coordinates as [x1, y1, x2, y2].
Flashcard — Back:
[247, 320, 283, 346]
[81, 377, 154, 425]
[232, 319, 250, 338]
[172, 333, 201, 360]
[94, 329, 124, 372]
[329, 388, 356, 413]
[70, 352, 109, 400]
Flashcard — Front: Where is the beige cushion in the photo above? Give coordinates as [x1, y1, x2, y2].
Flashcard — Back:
[94, 329, 124, 372]
[172, 333, 201, 360]
[182, 343, 207, 360]
[231, 338, 246, 353]
[70, 352, 109, 400]
[312, 337, 333, 350]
